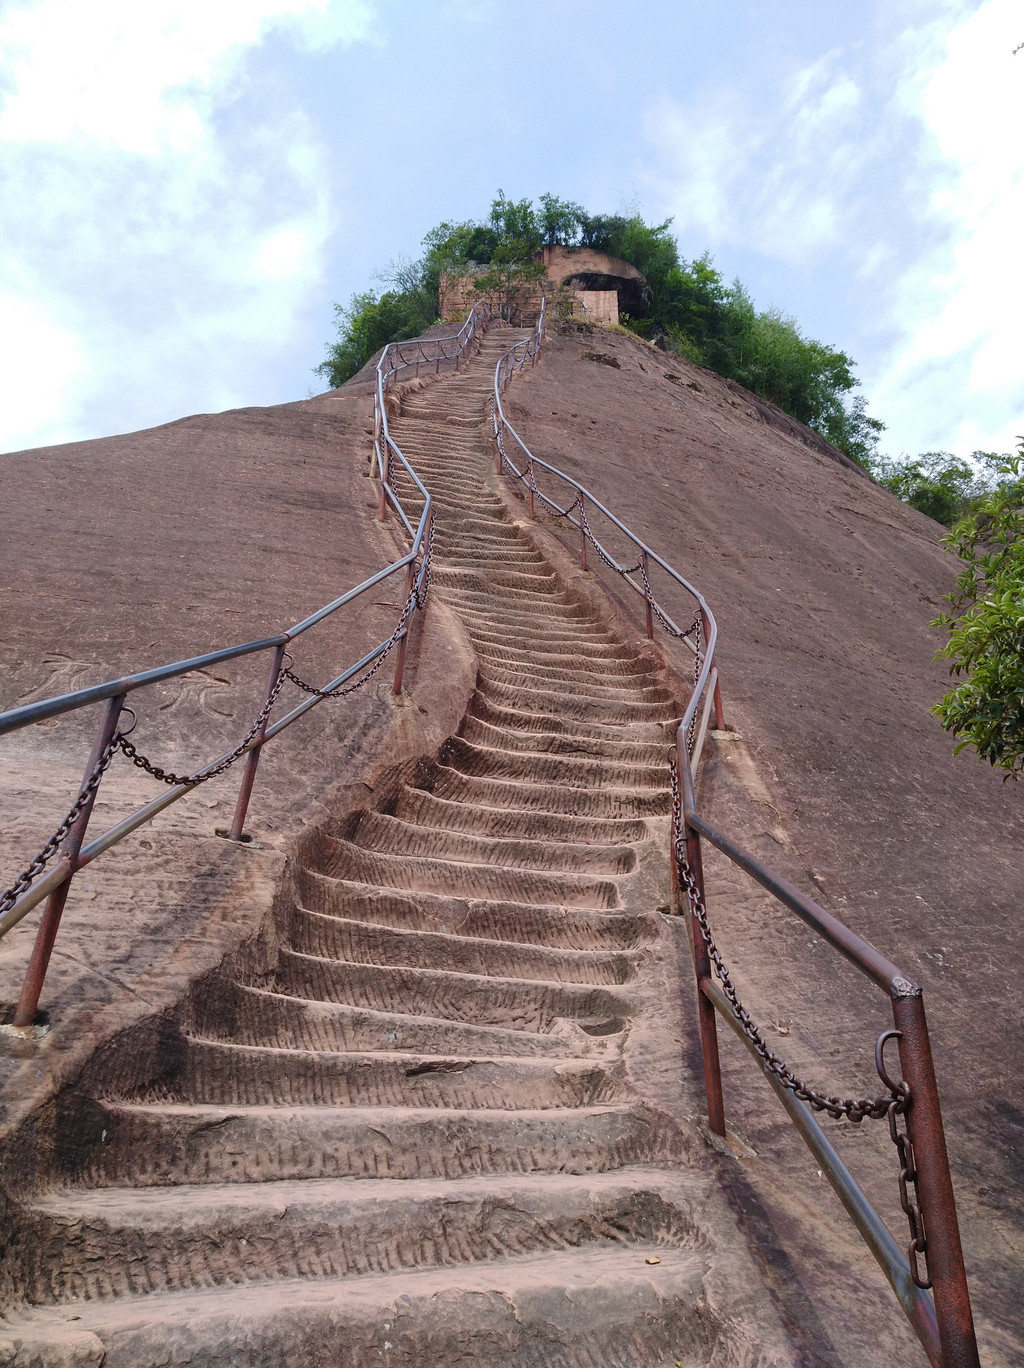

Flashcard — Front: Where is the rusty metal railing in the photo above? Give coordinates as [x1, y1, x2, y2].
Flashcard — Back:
[0, 303, 500, 1035]
[373, 300, 508, 523]
[490, 313, 980, 1368]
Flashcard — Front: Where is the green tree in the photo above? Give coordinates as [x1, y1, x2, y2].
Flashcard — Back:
[538, 193, 585, 246]
[821, 394, 886, 469]
[488, 191, 541, 258]
[315, 289, 422, 388]
[874, 451, 991, 527]
[470, 243, 546, 323]
[314, 191, 885, 461]
[932, 445, 1024, 776]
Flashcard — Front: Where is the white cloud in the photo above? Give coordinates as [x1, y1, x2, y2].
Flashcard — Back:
[873, 0, 1024, 454]
[0, 0, 375, 453]
[639, 1, 1022, 456]
[643, 53, 869, 266]
[0, 291, 88, 451]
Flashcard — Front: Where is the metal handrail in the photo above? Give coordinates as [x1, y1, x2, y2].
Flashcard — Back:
[490, 312, 979, 1368]
[0, 303, 500, 1032]
[490, 299, 723, 756]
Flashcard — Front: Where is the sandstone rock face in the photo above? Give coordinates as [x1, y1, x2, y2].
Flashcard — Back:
[0, 330, 796, 1367]
[500, 325, 1023, 1367]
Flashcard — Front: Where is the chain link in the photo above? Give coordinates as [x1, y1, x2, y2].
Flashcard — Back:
[416, 520, 435, 610]
[282, 567, 422, 701]
[886, 1088, 931, 1286]
[117, 667, 289, 788]
[0, 734, 120, 918]
[669, 756, 900, 1124]
[875, 1030, 932, 1288]
[577, 500, 642, 575]
[2, 545, 435, 920]
[670, 748, 931, 1283]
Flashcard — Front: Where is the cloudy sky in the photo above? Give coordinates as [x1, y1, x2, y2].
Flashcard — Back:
[0, 0, 1020, 459]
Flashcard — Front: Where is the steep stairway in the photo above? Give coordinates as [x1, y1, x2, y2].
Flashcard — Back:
[0, 327, 779, 1368]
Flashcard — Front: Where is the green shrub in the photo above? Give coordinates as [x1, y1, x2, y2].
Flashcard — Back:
[932, 446, 1024, 776]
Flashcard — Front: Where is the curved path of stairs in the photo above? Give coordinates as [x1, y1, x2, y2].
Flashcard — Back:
[0, 328, 780, 1368]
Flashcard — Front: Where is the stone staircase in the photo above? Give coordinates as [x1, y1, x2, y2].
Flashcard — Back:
[0, 326, 785, 1368]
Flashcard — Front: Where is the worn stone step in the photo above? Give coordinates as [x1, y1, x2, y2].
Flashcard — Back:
[353, 809, 637, 874]
[459, 714, 669, 766]
[475, 676, 678, 723]
[443, 735, 669, 793]
[433, 764, 671, 818]
[273, 949, 633, 1031]
[296, 868, 653, 950]
[128, 1038, 631, 1111]
[13, 1170, 698, 1307]
[459, 620, 637, 654]
[289, 908, 635, 985]
[187, 979, 591, 1059]
[437, 564, 566, 589]
[476, 665, 671, 704]
[0, 1242, 711, 1368]
[318, 836, 620, 909]
[457, 614, 631, 646]
[471, 642, 657, 679]
[61, 1101, 678, 1188]
[392, 785, 651, 846]
[467, 691, 671, 741]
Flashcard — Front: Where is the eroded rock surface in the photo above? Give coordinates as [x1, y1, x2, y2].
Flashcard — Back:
[0, 330, 795, 1367]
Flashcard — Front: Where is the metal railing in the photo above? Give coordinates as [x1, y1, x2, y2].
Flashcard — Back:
[0, 302, 499, 1035]
[490, 310, 980, 1368]
[373, 300, 508, 523]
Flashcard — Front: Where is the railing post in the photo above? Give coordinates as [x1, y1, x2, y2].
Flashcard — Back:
[641, 551, 655, 639]
[676, 747, 726, 1137]
[12, 692, 125, 1030]
[700, 608, 725, 727]
[891, 986, 980, 1368]
[527, 460, 535, 521]
[392, 559, 418, 696]
[378, 441, 389, 521]
[228, 644, 286, 843]
[579, 495, 588, 570]
[712, 675, 726, 730]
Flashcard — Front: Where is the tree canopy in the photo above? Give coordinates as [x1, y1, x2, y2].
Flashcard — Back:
[315, 191, 884, 467]
[931, 445, 1024, 778]
[313, 191, 1020, 776]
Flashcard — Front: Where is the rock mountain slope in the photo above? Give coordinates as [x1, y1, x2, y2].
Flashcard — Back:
[1, 329, 793, 1366]
[0, 320, 1019, 1366]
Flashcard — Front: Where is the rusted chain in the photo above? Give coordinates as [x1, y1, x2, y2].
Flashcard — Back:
[0, 734, 120, 917]
[120, 553, 431, 778]
[415, 521, 435, 610]
[686, 616, 702, 757]
[577, 500, 642, 575]
[878, 1031, 932, 1288]
[283, 573, 420, 700]
[638, 551, 699, 643]
[117, 667, 289, 788]
[669, 756, 901, 1124]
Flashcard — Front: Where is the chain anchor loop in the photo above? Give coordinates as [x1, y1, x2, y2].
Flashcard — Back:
[876, 1029, 932, 1289]
[670, 757, 901, 1125]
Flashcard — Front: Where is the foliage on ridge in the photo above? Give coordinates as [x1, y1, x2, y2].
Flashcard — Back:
[315, 192, 884, 467]
[314, 192, 1023, 777]
[932, 443, 1024, 778]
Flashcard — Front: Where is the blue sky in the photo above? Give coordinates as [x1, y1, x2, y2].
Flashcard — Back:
[1, 0, 1021, 459]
